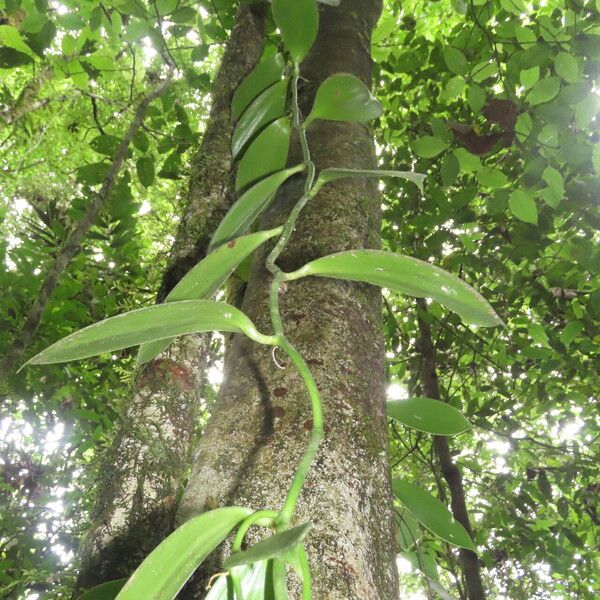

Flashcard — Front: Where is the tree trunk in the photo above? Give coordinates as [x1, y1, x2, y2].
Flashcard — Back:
[73, 5, 266, 593]
[416, 299, 486, 600]
[177, 2, 399, 599]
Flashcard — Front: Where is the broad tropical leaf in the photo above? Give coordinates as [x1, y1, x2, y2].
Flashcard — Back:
[285, 250, 502, 327]
[236, 117, 291, 191]
[317, 167, 425, 193]
[25, 300, 274, 366]
[77, 580, 127, 600]
[387, 397, 472, 435]
[305, 74, 383, 125]
[210, 166, 304, 252]
[231, 79, 289, 158]
[136, 228, 284, 364]
[116, 507, 252, 600]
[224, 523, 312, 569]
[271, 0, 318, 64]
[232, 53, 286, 120]
[392, 479, 476, 551]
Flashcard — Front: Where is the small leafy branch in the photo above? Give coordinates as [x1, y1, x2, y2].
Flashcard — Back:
[26, 1, 501, 598]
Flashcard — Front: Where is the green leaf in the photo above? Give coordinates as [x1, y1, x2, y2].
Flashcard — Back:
[224, 523, 312, 569]
[559, 320, 583, 347]
[25, 300, 273, 366]
[271, 0, 318, 63]
[77, 579, 127, 600]
[0, 25, 38, 59]
[205, 561, 271, 600]
[542, 166, 563, 197]
[116, 507, 252, 600]
[136, 228, 283, 364]
[592, 143, 600, 175]
[305, 74, 383, 126]
[520, 66, 539, 89]
[211, 166, 304, 251]
[443, 46, 467, 74]
[285, 250, 502, 327]
[316, 167, 425, 193]
[529, 323, 551, 348]
[467, 85, 486, 114]
[231, 79, 289, 158]
[527, 77, 561, 106]
[387, 397, 472, 435]
[554, 52, 578, 83]
[133, 130, 150, 153]
[477, 166, 508, 189]
[413, 136, 448, 158]
[136, 157, 155, 188]
[90, 135, 120, 157]
[392, 479, 476, 551]
[439, 75, 465, 101]
[236, 117, 291, 192]
[77, 162, 109, 185]
[271, 559, 289, 599]
[509, 189, 538, 225]
[232, 53, 287, 120]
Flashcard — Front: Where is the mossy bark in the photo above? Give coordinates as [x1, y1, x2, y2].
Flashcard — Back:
[73, 5, 266, 593]
[177, 2, 399, 598]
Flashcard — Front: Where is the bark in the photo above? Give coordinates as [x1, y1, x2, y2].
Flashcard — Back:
[73, 5, 267, 593]
[0, 75, 172, 384]
[177, 2, 399, 599]
[416, 299, 486, 600]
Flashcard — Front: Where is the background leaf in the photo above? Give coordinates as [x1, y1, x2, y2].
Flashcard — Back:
[387, 397, 472, 435]
[393, 480, 476, 551]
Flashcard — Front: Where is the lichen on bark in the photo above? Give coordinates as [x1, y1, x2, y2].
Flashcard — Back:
[177, 2, 399, 598]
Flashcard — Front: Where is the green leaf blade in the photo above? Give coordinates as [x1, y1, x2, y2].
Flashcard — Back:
[224, 523, 312, 569]
[211, 166, 304, 252]
[136, 228, 284, 365]
[77, 579, 127, 600]
[317, 167, 425, 193]
[305, 74, 383, 126]
[272, 0, 318, 64]
[26, 300, 272, 366]
[286, 250, 502, 328]
[116, 507, 252, 600]
[387, 397, 472, 436]
[392, 480, 476, 552]
[231, 79, 289, 158]
[236, 117, 291, 192]
[232, 53, 287, 120]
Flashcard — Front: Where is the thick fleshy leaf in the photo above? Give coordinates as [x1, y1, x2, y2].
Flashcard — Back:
[210, 165, 304, 252]
[116, 507, 252, 600]
[271, 559, 289, 600]
[236, 117, 291, 191]
[232, 53, 286, 120]
[224, 523, 312, 569]
[305, 74, 383, 126]
[392, 480, 476, 552]
[231, 79, 289, 158]
[271, 0, 318, 63]
[25, 300, 274, 366]
[136, 228, 283, 365]
[387, 397, 472, 435]
[285, 250, 502, 328]
[78, 579, 127, 600]
[317, 167, 425, 193]
[205, 561, 272, 600]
